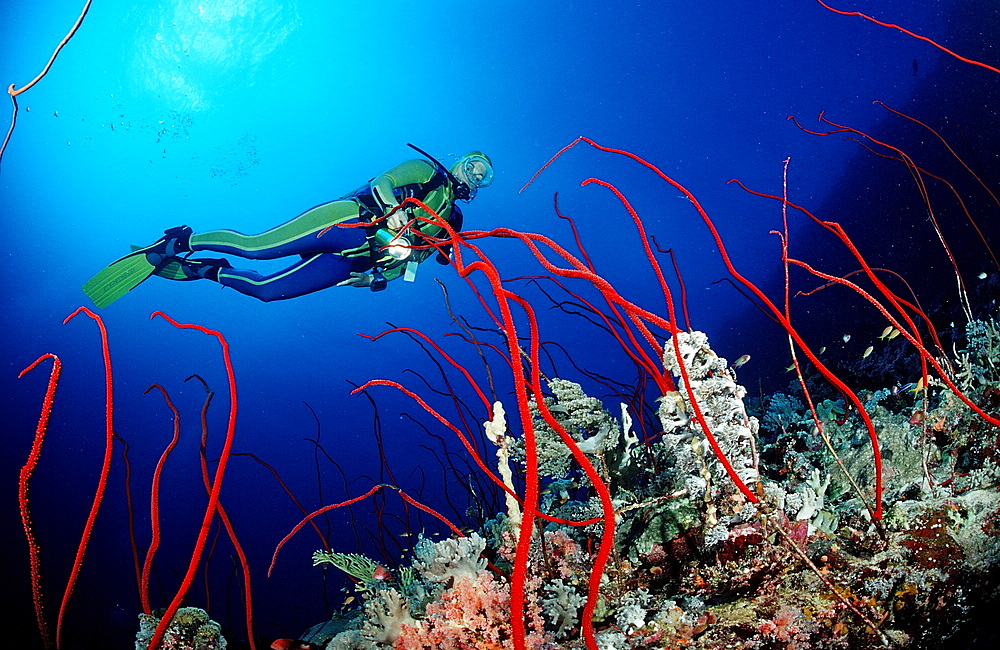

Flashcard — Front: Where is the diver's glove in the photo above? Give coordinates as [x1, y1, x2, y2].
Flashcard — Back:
[385, 205, 412, 230]
[336, 271, 373, 288]
[336, 271, 388, 291]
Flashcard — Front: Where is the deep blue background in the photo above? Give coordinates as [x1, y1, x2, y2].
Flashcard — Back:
[3, 1, 998, 647]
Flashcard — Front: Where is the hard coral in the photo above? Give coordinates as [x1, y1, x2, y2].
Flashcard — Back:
[412, 532, 487, 587]
[135, 607, 226, 650]
[361, 589, 415, 646]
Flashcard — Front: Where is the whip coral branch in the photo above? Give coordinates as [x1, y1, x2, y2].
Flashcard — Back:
[196, 439, 256, 648]
[362, 327, 494, 414]
[17, 353, 62, 650]
[583, 178, 677, 319]
[140, 384, 182, 616]
[513, 275, 666, 389]
[269, 484, 464, 576]
[353, 379, 516, 503]
[0, 0, 93, 170]
[146, 311, 243, 650]
[873, 100, 1000, 231]
[113, 430, 144, 607]
[230, 452, 330, 550]
[654, 243, 693, 332]
[815, 0, 1000, 75]
[59, 306, 115, 648]
[789, 112, 975, 319]
[504, 290, 617, 650]
[732, 180, 1000, 431]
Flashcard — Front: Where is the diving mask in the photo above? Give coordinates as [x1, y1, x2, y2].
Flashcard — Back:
[462, 155, 494, 189]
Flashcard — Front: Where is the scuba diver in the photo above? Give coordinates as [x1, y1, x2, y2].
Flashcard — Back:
[83, 146, 493, 307]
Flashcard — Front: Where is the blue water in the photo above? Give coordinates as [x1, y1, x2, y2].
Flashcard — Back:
[2, 0, 996, 647]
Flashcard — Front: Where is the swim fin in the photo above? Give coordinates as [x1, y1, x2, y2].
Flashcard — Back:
[82, 225, 193, 308]
[82, 251, 159, 308]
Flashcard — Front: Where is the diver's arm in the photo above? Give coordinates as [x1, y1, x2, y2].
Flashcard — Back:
[336, 271, 372, 288]
[370, 159, 437, 229]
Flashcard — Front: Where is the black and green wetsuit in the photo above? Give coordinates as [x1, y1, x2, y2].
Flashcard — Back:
[188, 158, 463, 301]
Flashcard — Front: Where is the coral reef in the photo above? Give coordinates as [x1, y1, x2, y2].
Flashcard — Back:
[297, 320, 1000, 649]
[135, 607, 226, 650]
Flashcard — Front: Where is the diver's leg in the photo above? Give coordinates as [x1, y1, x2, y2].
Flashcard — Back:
[214, 253, 366, 302]
[190, 200, 368, 260]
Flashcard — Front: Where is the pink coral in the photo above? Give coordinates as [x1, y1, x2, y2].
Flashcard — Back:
[395, 571, 552, 650]
[758, 605, 815, 648]
[542, 529, 584, 580]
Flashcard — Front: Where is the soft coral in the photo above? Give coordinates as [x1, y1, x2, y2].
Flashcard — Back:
[395, 571, 551, 650]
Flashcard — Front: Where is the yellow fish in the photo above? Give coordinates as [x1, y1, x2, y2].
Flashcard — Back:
[862, 346, 874, 359]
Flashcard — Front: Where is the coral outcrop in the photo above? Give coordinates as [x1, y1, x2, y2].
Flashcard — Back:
[135, 607, 226, 650]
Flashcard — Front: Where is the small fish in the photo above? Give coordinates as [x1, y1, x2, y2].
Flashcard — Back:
[843, 334, 851, 343]
[731, 354, 751, 369]
[979, 272, 988, 280]
[862, 346, 874, 359]
[897, 382, 916, 395]
[270, 640, 311, 650]
[786, 364, 796, 372]
[372, 565, 393, 582]
[886, 328, 901, 340]
[909, 377, 925, 394]
[343, 595, 355, 606]
[878, 325, 893, 340]
[818, 347, 826, 355]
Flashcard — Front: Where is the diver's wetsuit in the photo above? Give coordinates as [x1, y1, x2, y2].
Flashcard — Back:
[187, 159, 463, 301]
